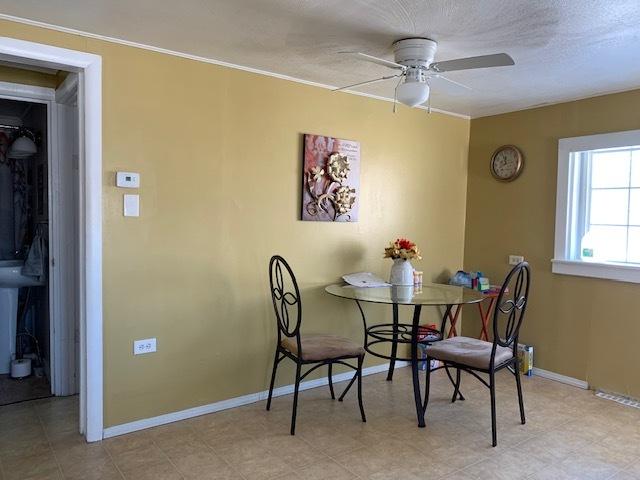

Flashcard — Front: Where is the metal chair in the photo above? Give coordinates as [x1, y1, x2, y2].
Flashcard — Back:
[424, 262, 531, 446]
[266, 255, 366, 435]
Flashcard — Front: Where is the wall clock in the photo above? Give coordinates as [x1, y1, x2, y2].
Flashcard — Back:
[490, 145, 524, 182]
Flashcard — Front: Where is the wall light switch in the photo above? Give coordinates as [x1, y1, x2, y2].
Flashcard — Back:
[509, 255, 525, 265]
[133, 338, 157, 355]
[124, 194, 139, 217]
[116, 171, 140, 188]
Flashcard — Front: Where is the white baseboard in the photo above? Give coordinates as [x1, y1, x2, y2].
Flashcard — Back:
[532, 367, 589, 390]
[103, 361, 406, 439]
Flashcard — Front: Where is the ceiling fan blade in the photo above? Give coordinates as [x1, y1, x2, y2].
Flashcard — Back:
[430, 74, 472, 90]
[340, 51, 406, 71]
[333, 74, 402, 92]
[429, 53, 514, 73]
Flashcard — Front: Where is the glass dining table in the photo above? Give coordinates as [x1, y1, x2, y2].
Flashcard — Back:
[325, 283, 485, 427]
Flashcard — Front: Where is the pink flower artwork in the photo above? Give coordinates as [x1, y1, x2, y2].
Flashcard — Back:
[301, 133, 360, 222]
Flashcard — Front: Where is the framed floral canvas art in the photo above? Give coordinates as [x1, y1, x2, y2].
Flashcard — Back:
[301, 133, 360, 222]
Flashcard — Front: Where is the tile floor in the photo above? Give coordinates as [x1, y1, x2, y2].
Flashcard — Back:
[1, 367, 640, 480]
[0, 374, 51, 406]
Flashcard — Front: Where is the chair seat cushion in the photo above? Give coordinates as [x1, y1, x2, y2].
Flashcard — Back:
[281, 334, 365, 362]
[424, 336, 513, 370]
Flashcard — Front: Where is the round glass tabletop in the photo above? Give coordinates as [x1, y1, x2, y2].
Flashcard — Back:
[325, 282, 486, 306]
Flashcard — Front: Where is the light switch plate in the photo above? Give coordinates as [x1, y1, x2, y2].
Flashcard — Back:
[124, 194, 139, 217]
[509, 255, 525, 265]
[133, 338, 156, 355]
[116, 171, 140, 188]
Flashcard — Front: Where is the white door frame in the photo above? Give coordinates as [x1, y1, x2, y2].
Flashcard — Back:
[0, 37, 103, 442]
[51, 72, 80, 398]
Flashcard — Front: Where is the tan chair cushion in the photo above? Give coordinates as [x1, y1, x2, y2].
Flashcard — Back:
[424, 336, 513, 370]
[281, 334, 365, 362]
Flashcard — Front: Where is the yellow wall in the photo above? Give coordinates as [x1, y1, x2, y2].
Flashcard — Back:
[465, 89, 640, 398]
[0, 64, 64, 88]
[0, 21, 470, 426]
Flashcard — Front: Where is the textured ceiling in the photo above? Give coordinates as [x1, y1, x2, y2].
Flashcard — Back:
[1, 0, 640, 117]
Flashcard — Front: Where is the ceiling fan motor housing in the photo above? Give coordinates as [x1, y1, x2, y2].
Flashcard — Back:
[393, 38, 438, 69]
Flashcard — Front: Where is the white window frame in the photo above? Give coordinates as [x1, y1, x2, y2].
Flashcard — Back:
[553, 129, 640, 284]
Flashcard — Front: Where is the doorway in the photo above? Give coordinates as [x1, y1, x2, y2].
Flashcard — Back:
[0, 36, 103, 442]
[0, 96, 52, 404]
[0, 75, 80, 403]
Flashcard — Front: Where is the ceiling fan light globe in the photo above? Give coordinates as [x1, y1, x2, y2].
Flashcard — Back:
[396, 82, 430, 107]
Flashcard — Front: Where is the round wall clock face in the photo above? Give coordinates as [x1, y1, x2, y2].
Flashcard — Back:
[490, 145, 524, 182]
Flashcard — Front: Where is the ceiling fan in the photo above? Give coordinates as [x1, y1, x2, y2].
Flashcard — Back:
[335, 38, 515, 111]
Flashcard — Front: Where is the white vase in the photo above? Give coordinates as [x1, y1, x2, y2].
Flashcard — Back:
[389, 258, 414, 286]
[391, 285, 414, 302]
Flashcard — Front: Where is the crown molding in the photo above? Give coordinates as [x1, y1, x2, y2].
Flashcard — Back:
[0, 13, 471, 120]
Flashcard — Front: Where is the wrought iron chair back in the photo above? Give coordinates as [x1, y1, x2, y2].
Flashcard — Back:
[491, 261, 530, 361]
[269, 255, 302, 347]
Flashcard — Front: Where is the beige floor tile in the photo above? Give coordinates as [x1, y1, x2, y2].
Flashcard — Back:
[60, 456, 123, 480]
[169, 449, 228, 477]
[104, 431, 156, 457]
[611, 472, 640, 480]
[17, 472, 63, 480]
[121, 460, 183, 480]
[528, 452, 621, 480]
[1, 451, 61, 480]
[275, 458, 356, 480]
[109, 444, 168, 476]
[259, 432, 327, 469]
[214, 437, 293, 480]
[624, 460, 640, 479]
[332, 445, 408, 479]
[54, 438, 108, 464]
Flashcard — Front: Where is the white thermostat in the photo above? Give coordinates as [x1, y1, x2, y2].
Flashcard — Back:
[116, 171, 140, 188]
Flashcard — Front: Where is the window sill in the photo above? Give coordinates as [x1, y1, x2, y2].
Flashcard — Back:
[551, 259, 640, 284]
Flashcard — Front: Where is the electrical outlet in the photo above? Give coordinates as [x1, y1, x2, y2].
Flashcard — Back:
[509, 255, 525, 265]
[133, 338, 157, 355]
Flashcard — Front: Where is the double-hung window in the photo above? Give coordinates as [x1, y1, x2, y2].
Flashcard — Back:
[553, 129, 640, 283]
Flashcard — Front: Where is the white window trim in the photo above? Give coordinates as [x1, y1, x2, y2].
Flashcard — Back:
[553, 129, 640, 284]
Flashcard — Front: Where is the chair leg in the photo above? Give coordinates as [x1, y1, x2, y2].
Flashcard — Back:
[489, 370, 497, 447]
[328, 363, 335, 400]
[444, 365, 465, 401]
[451, 368, 462, 403]
[290, 362, 302, 435]
[357, 355, 366, 422]
[338, 369, 357, 401]
[423, 356, 431, 414]
[266, 350, 280, 411]
[514, 360, 526, 425]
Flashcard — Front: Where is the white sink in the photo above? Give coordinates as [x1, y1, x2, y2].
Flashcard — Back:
[0, 260, 45, 374]
[0, 259, 44, 288]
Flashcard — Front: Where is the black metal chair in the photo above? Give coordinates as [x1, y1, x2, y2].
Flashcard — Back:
[424, 262, 531, 446]
[266, 255, 366, 435]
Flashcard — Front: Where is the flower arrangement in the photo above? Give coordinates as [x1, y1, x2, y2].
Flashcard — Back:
[384, 238, 422, 261]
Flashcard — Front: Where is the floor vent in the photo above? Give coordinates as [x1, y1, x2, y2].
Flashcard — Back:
[595, 390, 640, 409]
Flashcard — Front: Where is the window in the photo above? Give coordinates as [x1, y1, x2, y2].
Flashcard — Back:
[553, 129, 640, 283]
